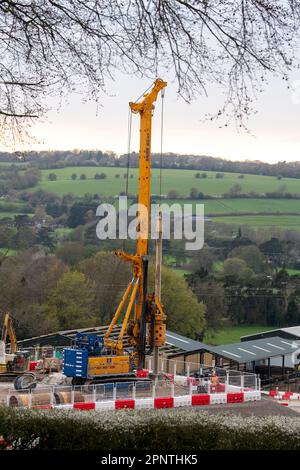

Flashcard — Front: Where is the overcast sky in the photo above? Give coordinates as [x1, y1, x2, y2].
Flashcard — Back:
[28, 70, 300, 164]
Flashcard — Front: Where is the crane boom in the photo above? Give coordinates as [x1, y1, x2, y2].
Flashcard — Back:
[105, 79, 167, 368]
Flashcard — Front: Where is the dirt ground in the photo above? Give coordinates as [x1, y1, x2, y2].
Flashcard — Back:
[188, 396, 300, 417]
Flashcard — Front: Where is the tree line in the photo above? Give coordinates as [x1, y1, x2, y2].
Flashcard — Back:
[2, 151, 300, 180]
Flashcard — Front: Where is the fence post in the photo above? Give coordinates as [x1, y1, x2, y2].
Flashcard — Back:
[173, 362, 177, 377]
[113, 385, 117, 401]
[189, 379, 193, 396]
[225, 372, 229, 393]
[148, 358, 152, 372]
[187, 364, 190, 378]
[92, 385, 96, 403]
[50, 387, 54, 407]
[241, 374, 244, 391]
[132, 383, 136, 400]
[152, 382, 156, 399]
[171, 382, 175, 398]
[71, 388, 75, 405]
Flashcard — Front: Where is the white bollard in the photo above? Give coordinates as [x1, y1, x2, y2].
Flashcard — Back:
[241, 375, 244, 391]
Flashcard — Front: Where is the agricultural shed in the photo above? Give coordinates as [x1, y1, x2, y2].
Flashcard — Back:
[17, 325, 210, 360]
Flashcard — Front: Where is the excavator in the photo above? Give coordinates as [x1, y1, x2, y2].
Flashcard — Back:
[63, 79, 168, 385]
[0, 312, 30, 381]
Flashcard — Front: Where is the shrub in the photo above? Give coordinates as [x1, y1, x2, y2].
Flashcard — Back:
[2, 408, 300, 450]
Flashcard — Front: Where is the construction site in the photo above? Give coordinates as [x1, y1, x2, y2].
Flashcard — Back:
[1, 79, 300, 420]
[0, 80, 262, 415]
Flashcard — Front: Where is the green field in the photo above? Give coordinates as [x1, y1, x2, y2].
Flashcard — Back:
[5, 166, 297, 230]
[212, 215, 300, 230]
[204, 325, 272, 345]
[0, 248, 18, 256]
[39, 167, 300, 197]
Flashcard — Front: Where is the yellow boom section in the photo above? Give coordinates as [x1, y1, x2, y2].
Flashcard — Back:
[1, 312, 17, 354]
[105, 79, 167, 368]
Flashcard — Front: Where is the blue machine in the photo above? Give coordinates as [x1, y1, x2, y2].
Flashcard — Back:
[63, 333, 105, 379]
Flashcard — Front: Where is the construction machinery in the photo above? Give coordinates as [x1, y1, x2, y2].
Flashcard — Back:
[0, 312, 30, 381]
[63, 79, 168, 385]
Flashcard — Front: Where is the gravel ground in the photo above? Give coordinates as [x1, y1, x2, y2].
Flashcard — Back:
[189, 397, 300, 417]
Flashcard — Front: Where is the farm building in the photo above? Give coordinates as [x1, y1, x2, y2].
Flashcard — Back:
[17, 325, 300, 385]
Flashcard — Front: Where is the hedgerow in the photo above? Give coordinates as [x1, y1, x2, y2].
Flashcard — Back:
[1, 407, 300, 450]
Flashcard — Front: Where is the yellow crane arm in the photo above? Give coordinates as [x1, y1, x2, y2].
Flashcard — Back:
[105, 79, 167, 368]
[129, 78, 167, 257]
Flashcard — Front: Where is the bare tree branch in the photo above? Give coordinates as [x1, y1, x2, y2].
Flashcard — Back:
[0, 0, 299, 142]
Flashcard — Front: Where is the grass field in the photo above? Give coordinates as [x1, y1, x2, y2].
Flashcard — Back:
[212, 215, 300, 230]
[9, 166, 299, 230]
[0, 248, 18, 256]
[39, 167, 300, 198]
[287, 268, 300, 276]
[203, 325, 272, 345]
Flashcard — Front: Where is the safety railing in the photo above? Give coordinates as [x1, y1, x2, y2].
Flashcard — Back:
[4, 371, 260, 409]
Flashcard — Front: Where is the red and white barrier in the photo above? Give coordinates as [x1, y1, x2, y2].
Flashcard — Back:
[35, 390, 260, 411]
[269, 389, 300, 402]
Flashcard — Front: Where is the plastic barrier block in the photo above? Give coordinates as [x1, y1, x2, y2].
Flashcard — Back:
[95, 400, 115, 411]
[29, 361, 38, 371]
[282, 393, 293, 401]
[32, 405, 53, 409]
[210, 393, 227, 405]
[174, 396, 192, 407]
[269, 390, 277, 396]
[57, 404, 73, 409]
[136, 369, 149, 378]
[192, 394, 210, 406]
[227, 392, 244, 404]
[244, 391, 261, 402]
[135, 398, 154, 409]
[154, 397, 174, 409]
[73, 402, 96, 410]
[115, 399, 135, 409]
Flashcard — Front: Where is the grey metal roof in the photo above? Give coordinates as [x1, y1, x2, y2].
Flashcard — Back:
[241, 326, 300, 342]
[281, 326, 300, 337]
[211, 336, 300, 363]
[165, 330, 207, 352]
[18, 326, 204, 357]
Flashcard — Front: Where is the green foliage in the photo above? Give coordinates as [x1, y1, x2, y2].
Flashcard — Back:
[228, 245, 266, 273]
[56, 241, 87, 265]
[223, 258, 254, 283]
[1, 408, 300, 450]
[149, 265, 206, 338]
[46, 270, 96, 329]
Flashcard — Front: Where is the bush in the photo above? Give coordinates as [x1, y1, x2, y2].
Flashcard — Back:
[2, 408, 300, 450]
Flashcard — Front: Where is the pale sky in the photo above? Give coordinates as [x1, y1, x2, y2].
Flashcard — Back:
[27, 70, 300, 163]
